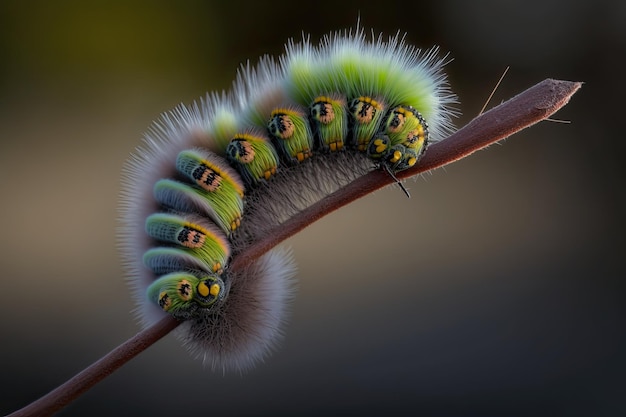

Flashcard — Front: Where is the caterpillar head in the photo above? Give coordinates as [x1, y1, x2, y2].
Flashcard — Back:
[147, 272, 227, 320]
[367, 105, 429, 172]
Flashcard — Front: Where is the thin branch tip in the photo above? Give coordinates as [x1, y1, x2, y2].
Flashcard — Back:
[539, 79, 582, 110]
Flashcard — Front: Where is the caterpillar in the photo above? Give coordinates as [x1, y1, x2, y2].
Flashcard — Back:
[120, 24, 457, 372]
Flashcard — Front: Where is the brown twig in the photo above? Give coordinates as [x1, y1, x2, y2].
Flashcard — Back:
[6, 316, 180, 417]
[6, 78, 581, 417]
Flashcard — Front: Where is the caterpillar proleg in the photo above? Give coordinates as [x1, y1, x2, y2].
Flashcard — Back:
[120, 24, 457, 372]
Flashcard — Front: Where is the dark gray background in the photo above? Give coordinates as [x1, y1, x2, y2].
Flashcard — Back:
[1, 1, 624, 416]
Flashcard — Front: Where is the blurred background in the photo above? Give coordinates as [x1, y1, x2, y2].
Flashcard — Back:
[1, 0, 624, 416]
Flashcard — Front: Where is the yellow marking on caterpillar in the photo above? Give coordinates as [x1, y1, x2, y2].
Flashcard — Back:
[198, 281, 209, 297]
[396, 107, 412, 116]
[329, 140, 344, 152]
[374, 138, 387, 154]
[359, 96, 381, 109]
[230, 217, 241, 231]
[270, 108, 304, 118]
[182, 222, 209, 236]
[210, 284, 221, 297]
[296, 149, 312, 162]
[314, 95, 334, 103]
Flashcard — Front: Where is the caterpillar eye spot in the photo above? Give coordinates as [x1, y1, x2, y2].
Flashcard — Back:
[177, 227, 206, 249]
[158, 292, 171, 311]
[197, 281, 209, 297]
[374, 138, 387, 154]
[269, 113, 295, 139]
[388, 112, 405, 133]
[192, 164, 222, 191]
[177, 280, 193, 300]
[352, 100, 375, 124]
[311, 100, 335, 124]
[405, 131, 420, 146]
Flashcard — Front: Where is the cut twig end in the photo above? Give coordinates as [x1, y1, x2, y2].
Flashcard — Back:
[404, 78, 583, 177]
[534, 79, 583, 112]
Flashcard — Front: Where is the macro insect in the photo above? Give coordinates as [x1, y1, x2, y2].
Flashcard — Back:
[120, 24, 457, 371]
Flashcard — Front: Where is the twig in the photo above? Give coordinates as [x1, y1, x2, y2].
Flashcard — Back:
[6, 78, 581, 417]
[6, 316, 180, 417]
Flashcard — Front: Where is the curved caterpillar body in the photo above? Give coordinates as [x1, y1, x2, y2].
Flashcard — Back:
[120, 24, 457, 371]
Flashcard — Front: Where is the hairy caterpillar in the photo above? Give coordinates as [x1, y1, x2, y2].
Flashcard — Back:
[120, 24, 457, 371]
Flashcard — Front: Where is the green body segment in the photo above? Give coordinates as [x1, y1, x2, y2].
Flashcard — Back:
[348, 96, 387, 151]
[153, 179, 242, 235]
[144, 213, 230, 275]
[171, 150, 244, 232]
[146, 272, 226, 318]
[176, 150, 245, 197]
[309, 95, 348, 152]
[267, 108, 314, 164]
[226, 133, 280, 185]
